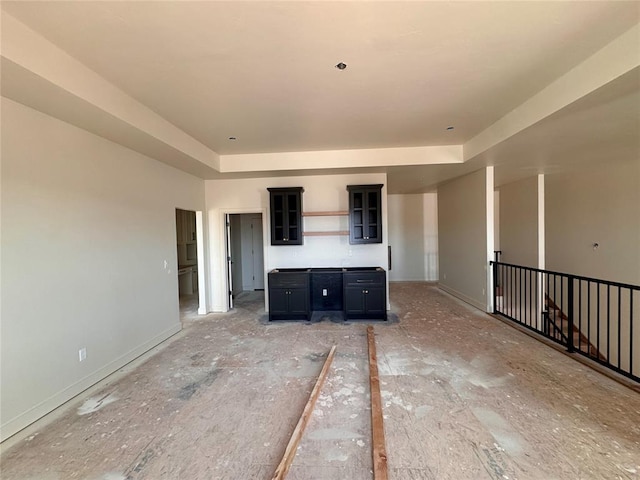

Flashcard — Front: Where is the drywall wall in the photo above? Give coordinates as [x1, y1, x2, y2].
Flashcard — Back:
[0, 98, 205, 441]
[205, 173, 388, 312]
[388, 193, 438, 281]
[546, 160, 639, 376]
[499, 176, 539, 267]
[438, 168, 492, 310]
[546, 160, 640, 284]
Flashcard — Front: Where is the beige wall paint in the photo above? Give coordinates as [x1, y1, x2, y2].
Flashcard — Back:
[464, 24, 640, 161]
[388, 193, 438, 281]
[546, 161, 639, 376]
[220, 146, 462, 172]
[2, 13, 220, 173]
[438, 168, 490, 310]
[546, 160, 640, 284]
[205, 173, 388, 312]
[1, 98, 205, 441]
[499, 176, 539, 268]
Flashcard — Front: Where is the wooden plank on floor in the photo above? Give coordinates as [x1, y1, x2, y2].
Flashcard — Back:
[368, 325, 388, 480]
[271, 345, 337, 480]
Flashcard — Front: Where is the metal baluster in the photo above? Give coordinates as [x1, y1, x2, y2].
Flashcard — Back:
[559, 275, 563, 342]
[545, 272, 550, 337]
[567, 276, 574, 353]
[533, 270, 540, 331]
[607, 284, 611, 361]
[578, 279, 582, 353]
[529, 269, 533, 328]
[597, 283, 601, 358]
[630, 291, 634, 377]
[492, 262, 498, 314]
[520, 267, 523, 324]
[617, 286, 622, 369]
[587, 281, 591, 355]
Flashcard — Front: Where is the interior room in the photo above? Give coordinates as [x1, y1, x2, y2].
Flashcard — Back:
[1, 2, 639, 479]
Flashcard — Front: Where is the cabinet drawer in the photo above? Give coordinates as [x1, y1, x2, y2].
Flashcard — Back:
[268, 272, 309, 288]
[343, 271, 385, 287]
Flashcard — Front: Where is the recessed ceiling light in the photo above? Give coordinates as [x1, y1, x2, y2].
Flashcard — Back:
[446, 126, 454, 131]
[335, 62, 347, 70]
[228, 137, 237, 140]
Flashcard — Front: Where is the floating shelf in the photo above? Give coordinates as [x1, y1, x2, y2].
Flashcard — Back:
[302, 211, 348, 217]
[303, 231, 350, 236]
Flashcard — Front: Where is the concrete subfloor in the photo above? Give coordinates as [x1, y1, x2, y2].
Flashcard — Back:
[2, 283, 639, 480]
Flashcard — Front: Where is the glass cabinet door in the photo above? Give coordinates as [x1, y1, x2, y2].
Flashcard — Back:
[268, 187, 304, 245]
[272, 192, 285, 242]
[287, 192, 300, 242]
[366, 190, 380, 242]
[347, 184, 383, 244]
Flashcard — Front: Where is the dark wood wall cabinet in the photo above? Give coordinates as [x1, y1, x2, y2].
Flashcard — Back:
[347, 184, 383, 244]
[268, 187, 304, 245]
[268, 267, 387, 321]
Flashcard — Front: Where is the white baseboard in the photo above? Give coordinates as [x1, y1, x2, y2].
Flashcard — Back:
[1, 324, 181, 444]
[438, 283, 487, 312]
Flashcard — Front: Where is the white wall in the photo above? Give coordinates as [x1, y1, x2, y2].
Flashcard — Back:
[438, 168, 493, 310]
[499, 176, 539, 268]
[387, 193, 438, 281]
[1, 99, 205, 441]
[205, 173, 388, 312]
[546, 160, 640, 284]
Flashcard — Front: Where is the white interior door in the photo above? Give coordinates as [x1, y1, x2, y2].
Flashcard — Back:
[225, 214, 233, 310]
[251, 215, 265, 290]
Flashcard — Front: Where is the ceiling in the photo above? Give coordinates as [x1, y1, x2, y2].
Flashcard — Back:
[2, 1, 639, 193]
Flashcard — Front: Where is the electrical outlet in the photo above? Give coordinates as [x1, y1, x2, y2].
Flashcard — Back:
[79, 347, 87, 362]
[322, 289, 328, 297]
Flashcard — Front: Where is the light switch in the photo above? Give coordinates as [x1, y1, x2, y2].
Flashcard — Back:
[322, 289, 328, 296]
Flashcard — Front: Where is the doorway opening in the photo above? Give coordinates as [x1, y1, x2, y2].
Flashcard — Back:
[176, 208, 205, 320]
[226, 213, 265, 310]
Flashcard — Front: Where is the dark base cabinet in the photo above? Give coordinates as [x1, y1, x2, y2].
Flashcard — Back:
[343, 270, 387, 320]
[268, 270, 310, 321]
[310, 269, 344, 311]
[268, 267, 387, 322]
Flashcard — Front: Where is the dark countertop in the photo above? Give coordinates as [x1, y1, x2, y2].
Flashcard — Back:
[270, 267, 384, 273]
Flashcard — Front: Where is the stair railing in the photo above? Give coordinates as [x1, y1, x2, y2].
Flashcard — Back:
[491, 260, 639, 383]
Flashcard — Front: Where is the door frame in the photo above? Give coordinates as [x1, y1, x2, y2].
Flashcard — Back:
[195, 211, 207, 314]
[220, 208, 268, 312]
[174, 208, 207, 315]
[225, 214, 234, 310]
